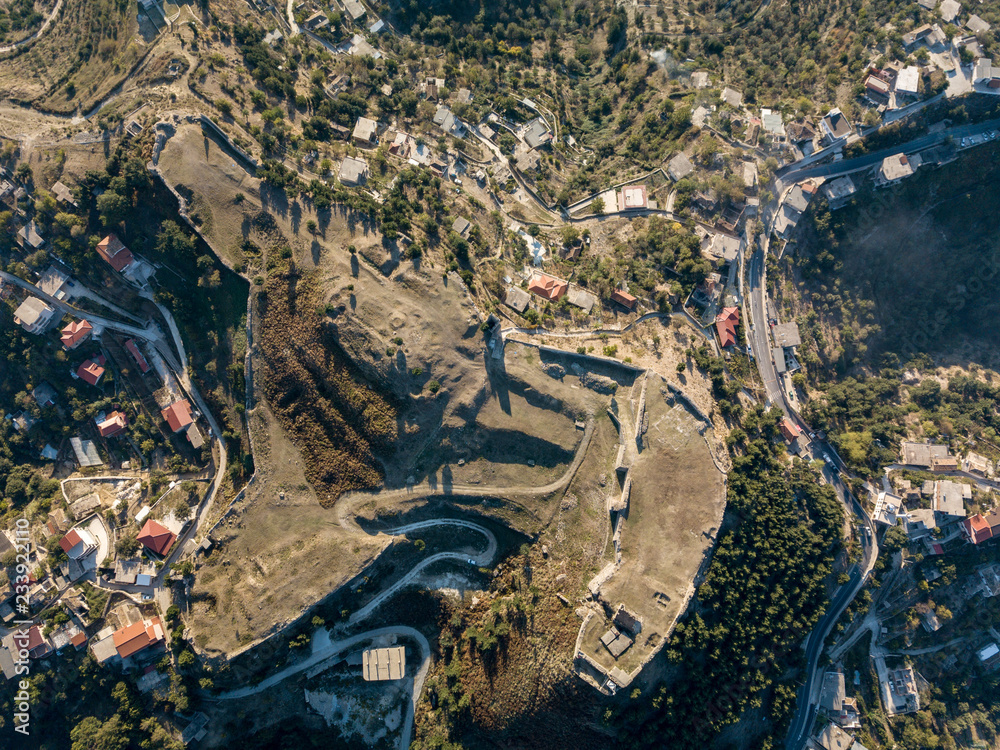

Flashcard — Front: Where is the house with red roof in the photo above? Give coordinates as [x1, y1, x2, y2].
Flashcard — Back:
[137, 520, 176, 557]
[76, 355, 106, 386]
[59, 528, 97, 559]
[161, 399, 194, 432]
[97, 411, 128, 438]
[611, 290, 637, 311]
[60, 319, 93, 350]
[112, 617, 165, 659]
[23, 625, 50, 659]
[96, 234, 135, 273]
[780, 417, 803, 443]
[526, 272, 568, 301]
[964, 514, 994, 545]
[124, 339, 150, 374]
[715, 307, 740, 348]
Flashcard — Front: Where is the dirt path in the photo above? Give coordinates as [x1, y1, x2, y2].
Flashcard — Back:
[0, 0, 64, 55]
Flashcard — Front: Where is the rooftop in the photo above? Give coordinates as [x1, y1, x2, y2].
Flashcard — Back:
[362, 646, 405, 680]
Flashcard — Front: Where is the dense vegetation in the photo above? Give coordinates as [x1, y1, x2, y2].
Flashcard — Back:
[259, 265, 398, 505]
[617, 407, 844, 748]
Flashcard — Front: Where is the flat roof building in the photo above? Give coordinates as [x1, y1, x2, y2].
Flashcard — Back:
[362, 646, 405, 681]
[14, 297, 56, 334]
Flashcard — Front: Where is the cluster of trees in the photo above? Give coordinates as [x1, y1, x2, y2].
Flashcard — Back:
[616, 408, 843, 749]
[232, 22, 297, 99]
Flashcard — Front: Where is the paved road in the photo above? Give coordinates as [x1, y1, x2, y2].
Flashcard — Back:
[217, 625, 430, 750]
[777, 117, 1000, 187]
[348, 520, 497, 625]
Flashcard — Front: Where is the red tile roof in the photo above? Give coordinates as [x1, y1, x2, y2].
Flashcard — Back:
[77, 355, 106, 386]
[59, 529, 82, 554]
[138, 520, 176, 556]
[96, 234, 135, 273]
[70, 632, 88, 648]
[964, 514, 993, 545]
[161, 400, 193, 432]
[526, 273, 568, 301]
[611, 290, 637, 310]
[112, 617, 164, 658]
[26, 625, 46, 654]
[97, 411, 128, 438]
[780, 417, 803, 442]
[124, 339, 150, 373]
[60, 319, 93, 349]
[715, 307, 740, 348]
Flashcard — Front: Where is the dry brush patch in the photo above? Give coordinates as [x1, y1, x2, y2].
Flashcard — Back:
[259, 267, 399, 506]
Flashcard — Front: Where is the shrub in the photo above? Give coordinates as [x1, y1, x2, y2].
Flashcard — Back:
[427, 380, 441, 393]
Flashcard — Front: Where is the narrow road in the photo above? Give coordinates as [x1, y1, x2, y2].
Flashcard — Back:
[348, 520, 498, 625]
[0, 0, 64, 55]
[216, 625, 430, 750]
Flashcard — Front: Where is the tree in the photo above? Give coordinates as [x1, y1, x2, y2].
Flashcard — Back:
[591, 196, 605, 214]
[116, 532, 139, 557]
[97, 192, 129, 226]
[71, 715, 128, 750]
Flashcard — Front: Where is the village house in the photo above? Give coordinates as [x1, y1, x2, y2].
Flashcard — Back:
[113, 617, 166, 660]
[720, 87, 743, 107]
[30, 381, 55, 408]
[819, 670, 861, 729]
[878, 153, 921, 184]
[352, 116, 379, 148]
[526, 272, 568, 302]
[60, 319, 93, 350]
[964, 514, 994, 545]
[900, 441, 957, 471]
[617, 185, 649, 212]
[819, 108, 852, 143]
[504, 286, 531, 314]
[137, 519, 176, 557]
[523, 117, 552, 149]
[668, 152, 695, 181]
[51, 180, 77, 208]
[343, 0, 365, 22]
[17, 219, 44, 250]
[302, 11, 329, 32]
[96, 234, 136, 274]
[451, 216, 472, 239]
[59, 528, 97, 560]
[715, 307, 740, 348]
[433, 105, 464, 136]
[76, 356, 107, 387]
[822, 176, 857, 209]
[967, 14, 991, 34]
[895, 66, 921, 97]
[161, 399, 194, 432]
[97, 411, 128, 438]
[933, 480, 969, 525]
[940, 0, 961, 22]
[37, 265, 71, 300]
[864, 72, 892, 103]
[13, 297, 56, 334]
[610, 289, 637, 311]
[339, 156, 369, 187]
[974, 58, 1000, 87]
[124, 339, 150, 374]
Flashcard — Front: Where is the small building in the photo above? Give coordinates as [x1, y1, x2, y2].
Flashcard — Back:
[31, 380, 56, 409]
[452, 216, 471, 239]
[96, 234, 135, 274]
[819, 108, 852, 142]
[900, 441, 954, 470]
[967, 14, 991, 34]
[895, 66, 921, 96]
[819, 670, 861, 728]
[527, 273, 568, 302]
[17, 220, 44, 250]
[14, 297, 56, 334]
[162, 399, 193, 432]
[761, 108, 785, 137]
[51, 181, 77, 207]
[902, 24, 935, 49]
[874, 492, 903, 526]
[963, 514, 993, 544]
[610, 289, 637, 311]
[703, 232, 741, 266]
[76, 356, 107, 387]
[302, 11, 329, 31]
[352, 116, 378, 147]
[940, 0, 961, 22]
[974, 58, 1000, 87]
[124, 339, 150, 374]
[59, 528, 97, 560]
[137, 519, 176, 557]
[933, 479, 967, 523]
[97, 411, 128, 438]
[343, 0, 365, 21]
[613, 604, 642, 635]
[780, 418, 803, 443]
[600, 627, 633, 658]
[69, 437, 103, 467]
[905, 508, 937, 540]
[362, 646, 405, 681]
[978, 643, 1000, 663]
[720, 87, 743, 107]
[715, 307, 740, 348]
[113, 617, 165, 659]
[864, 74, 891, 102]
[37, 266, 71, 299]
[339, 156, 369, 186]
[567, 286, 597, 314]
[822, 176, 857, 209]
[773, 322, 802, 348]
[60, 319, 93, 350]
[879, 153, 920, 183]
[668, 152, 695, 181]
[504, 286, 530, 314]
[523, 118, 552, 149]
[617, 185, 648, 211]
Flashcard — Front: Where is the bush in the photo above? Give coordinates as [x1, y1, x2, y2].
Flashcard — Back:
[427, 380, 441, 393]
